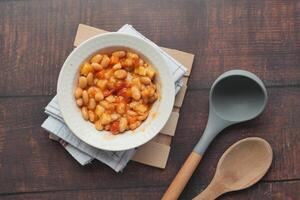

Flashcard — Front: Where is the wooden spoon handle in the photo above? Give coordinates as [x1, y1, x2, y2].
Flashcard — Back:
[192, 183, 224, 200]
[161, 151, 202, 200]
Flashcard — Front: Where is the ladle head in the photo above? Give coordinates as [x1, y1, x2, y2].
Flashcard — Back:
[210, 70, 267, 123]
[194, 70, 268, 155]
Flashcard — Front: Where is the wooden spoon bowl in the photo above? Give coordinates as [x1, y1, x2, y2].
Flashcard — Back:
[193, 137, 273, 200]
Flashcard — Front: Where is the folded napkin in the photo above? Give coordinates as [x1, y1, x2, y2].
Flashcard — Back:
[41, 24, 187, 172]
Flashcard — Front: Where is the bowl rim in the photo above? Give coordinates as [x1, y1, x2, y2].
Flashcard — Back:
[57, 32, 175, 151]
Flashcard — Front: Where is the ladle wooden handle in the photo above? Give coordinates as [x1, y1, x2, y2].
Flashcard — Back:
[161, 151, 202, 200]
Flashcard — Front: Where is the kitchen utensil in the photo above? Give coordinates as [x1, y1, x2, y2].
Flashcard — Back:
[162, 70, 267, 199]
[193, 137, 273, 200]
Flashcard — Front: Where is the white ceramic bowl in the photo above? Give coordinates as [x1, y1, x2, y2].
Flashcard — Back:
[57, 33, 175, 151]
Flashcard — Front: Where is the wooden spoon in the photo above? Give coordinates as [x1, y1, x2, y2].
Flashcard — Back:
[193, 137, 273, 200]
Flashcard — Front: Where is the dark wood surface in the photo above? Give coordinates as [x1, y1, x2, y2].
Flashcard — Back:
[0, 0, 299, 199]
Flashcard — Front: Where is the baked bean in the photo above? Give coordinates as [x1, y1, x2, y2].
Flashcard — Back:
[95, 91, 104, 101]
[82, 90, 89, 105]
[130, 53, 139, 60]
[81, 107, 89, 120]
[87, 73, 94, 86]
[78, 76, 88, 89]
[134, 66, 146, 76]
[91, 54, 102, 63]
[116, 103, 126, 114]
[74, 87, 83, 99]
[148, 86, 156, 96]
[100, 55, 110, 68]
[132, 78, 141, 88]
[88, 110, 97, 122]
[129, 101, 139, 109]
[91, 62, 103, 71]
[95, 120, 103, 131]
[110, 55, 119, 65]
[114, 69, 127, 79]
[95, 105, 105, 117]
[112, 51, 126, 58]
[127, 110, 138, 116]
[141, 87, 155, 98]
[97, 79, 108, 90]
[127, 114, 137, 125]
[100, 113, 111, 125]
[148, 93, 158, 103]
[129, 121, 141, 130]
[100, 100, 114, 110]
[140, 77, 151, 85]
[138, 113, 148, 121]
[119, 117, 128, 132]
[87, 87, 96, 98]
[106, 95, 116, 103]
[112, 63, 122, 70]
[107, 77, 116, 90]
[146, 67, 156, 79]
[100, 100, 109, 109]
[111, 113, 121, 121]
[131, 86, 141, 100]
[134, 104, 148, 113]
[88, 98, 96, 110]
[124, 58, 133, 67]
[76, 98, 83, 107]
[80, 62, 94, 76]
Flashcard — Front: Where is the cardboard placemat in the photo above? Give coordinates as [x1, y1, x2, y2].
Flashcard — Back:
[67, 24, 194, 169]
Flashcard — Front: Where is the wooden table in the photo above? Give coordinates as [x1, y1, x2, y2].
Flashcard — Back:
[0, 0, 299, 199]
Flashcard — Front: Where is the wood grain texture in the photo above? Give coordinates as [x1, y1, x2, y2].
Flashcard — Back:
[0, 181, 299, 200]
[0, 88, 299, 196]
[0, 0, 299, 199]
[0, 0, 300, 96]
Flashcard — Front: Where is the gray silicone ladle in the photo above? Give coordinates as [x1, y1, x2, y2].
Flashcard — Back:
[162, 70, 268, 200]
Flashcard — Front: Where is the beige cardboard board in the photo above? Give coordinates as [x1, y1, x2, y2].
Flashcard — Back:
[160, 112, 179, 136]
[152, 134, 172, 146]
[182, 76, 189, 85]
[131, 141, 171, 169]
[74, 24, 108, 46]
